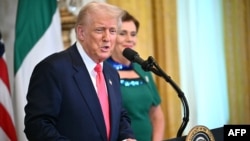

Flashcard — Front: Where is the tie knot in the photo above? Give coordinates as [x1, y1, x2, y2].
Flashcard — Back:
[94, 63, 102, 73]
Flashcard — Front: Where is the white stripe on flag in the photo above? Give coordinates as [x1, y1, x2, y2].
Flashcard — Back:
[0, 128, 10, 141]
[0, 80, 15, 122]
[14, 7, 64, 141]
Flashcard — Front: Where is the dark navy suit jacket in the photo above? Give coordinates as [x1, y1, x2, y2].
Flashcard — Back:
[24, 44, 135, 141]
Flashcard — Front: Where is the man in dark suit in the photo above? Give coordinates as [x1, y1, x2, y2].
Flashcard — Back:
[24, 1, 136, 141]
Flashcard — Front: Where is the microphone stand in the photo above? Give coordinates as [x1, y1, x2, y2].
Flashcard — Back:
[141, 56, 189, 138]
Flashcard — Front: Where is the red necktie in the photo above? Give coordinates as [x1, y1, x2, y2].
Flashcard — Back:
[94, 63, 110, 140]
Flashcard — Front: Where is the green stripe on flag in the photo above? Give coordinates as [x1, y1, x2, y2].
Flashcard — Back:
[14, 0, 57, 74]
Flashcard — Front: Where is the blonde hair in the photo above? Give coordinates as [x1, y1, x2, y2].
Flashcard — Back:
[75, 1, 124, 30]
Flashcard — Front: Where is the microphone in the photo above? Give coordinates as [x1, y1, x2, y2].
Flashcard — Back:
[122, 48, 161, 75]
[122, 48, 145, 65]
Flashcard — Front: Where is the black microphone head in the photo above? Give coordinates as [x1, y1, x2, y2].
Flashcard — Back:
[122, 48, 138, 62]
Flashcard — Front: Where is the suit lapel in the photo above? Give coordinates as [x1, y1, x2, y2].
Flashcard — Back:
[69, 44, 108, 140]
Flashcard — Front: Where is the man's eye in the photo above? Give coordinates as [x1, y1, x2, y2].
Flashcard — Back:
[95, 29, 103, 33]
[110, 30, 117, 34]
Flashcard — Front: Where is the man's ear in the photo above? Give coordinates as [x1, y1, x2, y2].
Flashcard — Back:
[76, 25, 85, 40]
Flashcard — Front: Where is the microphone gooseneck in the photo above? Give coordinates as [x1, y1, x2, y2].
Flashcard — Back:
[122, 47, 190, 138]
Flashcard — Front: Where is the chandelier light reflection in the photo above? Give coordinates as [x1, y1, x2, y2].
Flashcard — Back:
[57, 0, 78, 48]
[58, 0, 82, 14]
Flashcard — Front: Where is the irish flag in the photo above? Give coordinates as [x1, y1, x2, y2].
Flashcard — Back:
[14, 0, 64, 140]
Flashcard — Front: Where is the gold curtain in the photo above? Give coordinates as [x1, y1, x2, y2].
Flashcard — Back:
[107, 0, 181, 139]
[223, 0, 250, 124]
[151, 0, 182, 139]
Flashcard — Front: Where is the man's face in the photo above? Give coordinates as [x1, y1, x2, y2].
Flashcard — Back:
[78, 14, 118, 63]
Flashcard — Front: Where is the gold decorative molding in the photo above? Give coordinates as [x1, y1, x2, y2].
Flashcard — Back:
[59, 6, 76, 48]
